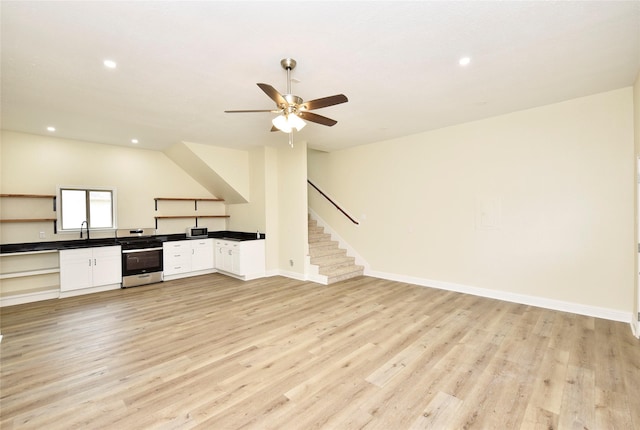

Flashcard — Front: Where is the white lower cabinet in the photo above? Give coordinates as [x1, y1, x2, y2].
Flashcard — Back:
[214, 240, 239, 274]
[163, 241, 192, 276]
[163, 239, 215, 280]
[59, 246, 122, 294]
[214, 239, 265, 280]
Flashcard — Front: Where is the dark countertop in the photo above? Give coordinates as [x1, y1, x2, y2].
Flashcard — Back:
[0, 230, 265, 254]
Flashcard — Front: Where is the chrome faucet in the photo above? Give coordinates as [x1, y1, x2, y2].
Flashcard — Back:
[80, 220, 90, 240]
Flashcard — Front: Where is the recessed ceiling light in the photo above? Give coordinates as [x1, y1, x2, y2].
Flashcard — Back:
[131, 139, 139, 144]
[459, 56, 471, 66]
[47, 126, 56, 132]
[103, 59, 117, 69]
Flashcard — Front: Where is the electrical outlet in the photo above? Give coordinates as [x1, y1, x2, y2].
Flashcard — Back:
[39, 231, 46, 239]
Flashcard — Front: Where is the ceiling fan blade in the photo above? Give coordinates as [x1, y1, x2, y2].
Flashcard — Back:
[270, 125, 279, 132]
[257, 83, 287, 108]
[302, 94, 348, 111]
[224, 109, 278, 113]
[299, 111, 338, 127]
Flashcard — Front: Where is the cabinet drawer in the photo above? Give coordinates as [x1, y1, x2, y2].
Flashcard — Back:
[165, 242, 189, 251]
[166, 252, 190, 261]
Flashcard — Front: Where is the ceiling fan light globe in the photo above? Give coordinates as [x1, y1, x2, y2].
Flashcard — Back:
[289, 114, 306, 131]
[272, 115, 292, 133]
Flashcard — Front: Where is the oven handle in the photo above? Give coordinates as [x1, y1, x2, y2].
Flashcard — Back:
[122, 247, 163, 254]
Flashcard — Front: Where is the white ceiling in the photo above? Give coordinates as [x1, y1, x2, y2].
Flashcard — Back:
[2, 1, 639, 152]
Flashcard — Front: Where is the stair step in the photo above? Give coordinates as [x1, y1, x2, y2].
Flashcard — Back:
[309, 245, 344, 258]
[308, 232, 331, 243]
[310, 252, 350, 266]
[308, 240, 338, 250]
[326, 265, 364, 284]
[308, 214, 363, 284]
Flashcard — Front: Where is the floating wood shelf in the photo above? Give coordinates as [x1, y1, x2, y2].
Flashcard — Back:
[0, 194, 56, 198]
[154, 197, 224, 202]
[154, 215, 229, 219]
[0, 218, 57, 223]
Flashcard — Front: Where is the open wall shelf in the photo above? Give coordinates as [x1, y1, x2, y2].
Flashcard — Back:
[154, 197, 224, 211]
[0, 194, 57, 233]
[154, 197, 228, 229]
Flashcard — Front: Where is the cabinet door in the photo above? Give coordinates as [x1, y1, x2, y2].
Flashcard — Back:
[237, 241, 265, 276]
[191, 239, 214, 271]
[92, 246, 122, 287]
[214, 241, 233, 273]
[60, 248, 93, 291]
[214, 241, 226, 271]
[231, 246, 240, 274]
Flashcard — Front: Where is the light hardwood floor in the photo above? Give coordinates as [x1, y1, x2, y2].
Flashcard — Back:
[1, 274, 638, 429]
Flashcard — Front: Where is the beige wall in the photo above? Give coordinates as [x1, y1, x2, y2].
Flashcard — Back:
[227, 146, 266, 233]
[0, 130, 219, 242]
[309, 88, 635, 316]
[225, 145, 279, 273]
[0, 130, 308, 279]
[277, 141, 308, 277]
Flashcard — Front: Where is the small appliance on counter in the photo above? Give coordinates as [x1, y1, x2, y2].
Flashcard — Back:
[186, 226, 208, 239]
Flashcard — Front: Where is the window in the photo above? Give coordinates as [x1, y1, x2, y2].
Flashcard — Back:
[59, 187, 116, 231]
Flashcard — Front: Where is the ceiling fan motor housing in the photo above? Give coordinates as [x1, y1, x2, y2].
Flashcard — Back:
[283, 94, 304, 113]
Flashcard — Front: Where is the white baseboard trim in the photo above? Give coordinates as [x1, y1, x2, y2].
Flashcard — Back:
[367, 269, 633, 324]
[59, 283, 120, 299]
[274, 269, 327, 285]
[164, 268, 217, 282]
[264, 269, 280, 278]
[632, 320, 640, 339]
[278, 269, 307, 282]
[0, 289, 59, 307]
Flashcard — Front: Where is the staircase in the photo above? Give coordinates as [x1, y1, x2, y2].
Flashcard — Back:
[307, 216, 364, 284]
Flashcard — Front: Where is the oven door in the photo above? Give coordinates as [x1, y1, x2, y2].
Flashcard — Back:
[122, 247, 163, 276]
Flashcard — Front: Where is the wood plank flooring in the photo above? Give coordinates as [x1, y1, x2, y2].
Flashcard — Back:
[1, 274, 638, 429]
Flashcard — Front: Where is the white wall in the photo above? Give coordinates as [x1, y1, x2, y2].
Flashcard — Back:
[309, 88, 635, 319]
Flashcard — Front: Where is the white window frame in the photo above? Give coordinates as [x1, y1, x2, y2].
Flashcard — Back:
[57, 186, 118, 233]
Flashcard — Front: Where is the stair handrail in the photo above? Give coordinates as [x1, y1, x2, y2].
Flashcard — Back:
[307, 179, 359, 225]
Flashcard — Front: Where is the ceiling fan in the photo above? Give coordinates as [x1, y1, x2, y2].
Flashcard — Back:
[225, 58, 348, 147]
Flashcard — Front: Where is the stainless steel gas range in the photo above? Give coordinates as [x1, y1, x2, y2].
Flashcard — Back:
[116, 228, 164, 288]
